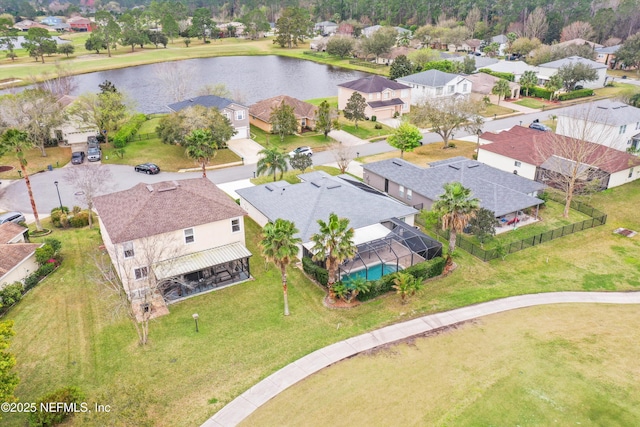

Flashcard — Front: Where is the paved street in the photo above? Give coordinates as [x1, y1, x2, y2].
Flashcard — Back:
[0, 109, 551, 215]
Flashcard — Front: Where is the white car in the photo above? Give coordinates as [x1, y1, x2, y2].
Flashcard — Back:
[288, 146, 313, 157]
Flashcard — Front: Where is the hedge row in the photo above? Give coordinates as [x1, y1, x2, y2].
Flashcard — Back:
[479, 69, 515, 82]
[51, 207, 90, 228]
[302, 257, 328, 287]
[29, 386, 84, 426]
[112, 113, 147, 148]
[557, 88, 594, 101]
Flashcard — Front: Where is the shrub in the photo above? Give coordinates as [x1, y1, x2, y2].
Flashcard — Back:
[302, 257, 328, 287]
[43, 238, 62, 253]
[448, 142, 456, 148]
[35, 244, 55, 265]
[0, 282, 23, 308]
[557, 88, 594, 101]
[112, 113, 146, 147]
[69, 211, 89, 228]
[371, 115, 377, 122]
[36, 262, 56, 278]
[24, 274, 40, 291]
[479, 68, 515, 82]
[50, 207, 70, 228]
[374, 123, 383, 129]
[29, 386, 84, 427]
[72, 205, 81, 215]
[528, 87, 554, 100]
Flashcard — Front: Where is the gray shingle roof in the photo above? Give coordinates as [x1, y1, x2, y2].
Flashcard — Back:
[363, 158, 545, 218]
[397, 69, 460, 87]
[236, 172, 417, 242]
[450, 55, 499, 69]
[595, 45, 621, 54]
[492, 34, 508, 44]
[338, 75, 410, 93]
[167, 95, 247, 112]
[539, 56, 607, 69]
[556, 99, 640, 126]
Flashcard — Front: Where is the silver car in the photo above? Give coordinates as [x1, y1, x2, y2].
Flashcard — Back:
[87, 147, 102, 162]
[0, 211, 26, 225]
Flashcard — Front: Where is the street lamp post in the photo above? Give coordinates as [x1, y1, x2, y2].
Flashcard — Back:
[192, 313, 199, 332]
[54, 181, 63, 210]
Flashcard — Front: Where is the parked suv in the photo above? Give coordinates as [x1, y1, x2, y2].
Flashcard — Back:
[87, 135, 99, 148]
[288, 146, 313, 157]
[71, 151, 85, 164]
[87, 147, 102, 162]
[0, 211, 26, 225]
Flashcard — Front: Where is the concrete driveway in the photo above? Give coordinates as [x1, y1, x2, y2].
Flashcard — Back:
[227, 139, 263, 164]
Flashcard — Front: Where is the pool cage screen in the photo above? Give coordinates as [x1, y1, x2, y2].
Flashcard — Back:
[338, 219, 443, 281]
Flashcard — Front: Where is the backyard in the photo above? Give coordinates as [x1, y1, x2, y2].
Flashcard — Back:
[0, 146, 71, 180]
[362, 139, 478, 165]
[3, 176, 640, 425]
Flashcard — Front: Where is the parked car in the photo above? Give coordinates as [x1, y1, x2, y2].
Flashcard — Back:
[134, 163, 160, 174]
[288, 146, 313, 157]
[529, 122, 551, 132]
[0, 211, 26, 225]
[87, 147, 102, 162]
[87, 135, 99, 148]
[71, 151, 85, 164]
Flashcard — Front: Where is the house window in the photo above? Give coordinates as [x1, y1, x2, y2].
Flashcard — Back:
[123, 241, 134, 258]
[392, 90, 396, 97]
[436, 87, 443, 95]
[383, 91, 389, 99]
[231, 218, 241, 233]
[619, 124, 627, 134]
[134, 267, 148, 281]
[515, 161, 522, 167]
[448, 85, 454, 93]
[399, 185, 404, 197]
[184, 228, 194, 244]
[463, 83, 468, 92]
[398, 217, 406, 222]
[636, 122, 640, 130]
[407, 189, 412, 200]
[401, 89, 408, 97]
[368, 93, 373, 100]
[402, 102, 409, 111]
[224, 112, 231, 121]
[235, 110, 245, 121]
[630, 168, 634, 178]
[377, 93, 381, 99]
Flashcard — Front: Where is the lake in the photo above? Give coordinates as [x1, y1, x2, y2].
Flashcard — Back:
[64, 56, 370, 113]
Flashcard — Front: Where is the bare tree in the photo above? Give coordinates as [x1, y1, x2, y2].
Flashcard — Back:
[32, 64, 78, 98]
[524, 7, 548, 41]
[63, 165, 114, 228]
[560, 21, 595, 42]
[332, 142, 354, 173]
[154, 62, 191, 102]
[464, 7, 481, 37]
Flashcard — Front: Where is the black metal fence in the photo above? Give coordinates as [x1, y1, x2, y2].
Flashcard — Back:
[125, 132, 158, 142]
[433, 194, 607, 262]
[348, 59, 387, 69]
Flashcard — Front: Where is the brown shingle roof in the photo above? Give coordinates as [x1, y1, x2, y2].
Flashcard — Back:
[249, 95, 317, 123]
[338, 75, 410, 93]
[480, 126, 640, 173]
[0, 223, 27, 244]
[466, 72, 520, 95]
[0, 243, 40, 278]
[93, 178, 247, 244]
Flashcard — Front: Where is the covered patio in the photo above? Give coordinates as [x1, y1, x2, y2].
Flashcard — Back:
[153, 242, 252, 302]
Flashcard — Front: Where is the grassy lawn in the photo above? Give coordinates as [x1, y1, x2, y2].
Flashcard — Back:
[0, 146, 71, 179]
[250, 125, 335, 152]
[482, 103, 515, 117]
[338, 118, 392, 140]
[592, 82, 637, 98]
[137, 116, 163, 134]
[244, 304, 640, 426]
[514, 97, 548, 109]
[305, 96, 338, 109]
[100, 136, 240, 171]
[251, 165, 342, 185]
[362, 139, 477, 165]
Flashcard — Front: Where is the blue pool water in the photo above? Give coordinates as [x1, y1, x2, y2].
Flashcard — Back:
[342, 264, 399, 282]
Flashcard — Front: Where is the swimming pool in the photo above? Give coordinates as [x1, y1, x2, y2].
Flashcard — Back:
[342, 264, 399, 282]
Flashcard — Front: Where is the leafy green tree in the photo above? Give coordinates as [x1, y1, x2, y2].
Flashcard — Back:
[260, 219, 302, 316]
[85, 32, 107, 53]
[270, 102, 298, 142]
[387, 122, 422, 158]
[615, 33, 640, 75]
[156, 105, 234, 146]
[511, 37, 541, 56]
[461, 56, 476, 74]
[274, 7, 312, 48]
[0, 17, 18, 61]
[556, 63, 598, 91]
[422, 59, 461, 73]
[191, 8, 213, 43]
[148, 31, 168, 48]
[491, 78, 511, 105]
[184, 129, 218, 178]
[389, 55, 414, 80]
[0, 320, 18, 416]
[408, 48, 439, 70]
[519, 70, 538, 97]
[392, 272, 423, 304]
[316, 100, 333, 138]
[483, 42, 500, 57]
[290, 153, 313, 171]
[256, 146, 289, 181]
[333, 276, 369, 303]
[468, 207, 497, 245]
[119, 10, 149, 52]
[57, 43, 74, 57]
[23, 27, 56, 63]
[326, 35, 355, 58]
[183, 38, 191, 47]
[0, 129, 44, 231]
[360, 26, 396, 61]
[343, 92, 367, 128]
[411, 97, 484, 148]
[544, 73, 563, 95]
[310, 213, 357, 296]
[241, 8, 270, 40]
[432, 182, 479, 256]
[95, 11, 120, 57]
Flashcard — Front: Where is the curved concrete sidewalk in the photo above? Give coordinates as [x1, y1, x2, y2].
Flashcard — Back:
[202, 291, 640, 427]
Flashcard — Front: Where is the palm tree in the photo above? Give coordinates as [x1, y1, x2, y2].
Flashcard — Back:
[432, 182, 480, 257]
[392, 272, 423, 304]
[256, 146, 288, 182]
[184, 129, 218, 178]
[310, 213, 357, 296]
[0, 129, 44, 231]
[261, 219, 302, 316]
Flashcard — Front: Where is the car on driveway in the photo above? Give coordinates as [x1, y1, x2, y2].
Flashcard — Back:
[87, 135, 99, 148]
[529, 122, 551, 132]
[134, 163, 160, 174]
[0, 211, 26, 225]
[288, 146, 313, 157]
[87, 147, 101, 162]
[71, 151, 85, 164]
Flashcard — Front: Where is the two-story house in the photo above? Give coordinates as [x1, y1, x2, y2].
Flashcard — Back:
[249, 95, 317, 133]
[538, 56, 607, 89]
[94, 178, 251, 319]
[338, 75, 411, 120]
[167, 95, 250, 139]
[556, 100, 640, 152]
[397, 70, 472, 105]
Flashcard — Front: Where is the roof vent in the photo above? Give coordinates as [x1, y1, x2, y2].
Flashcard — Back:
[468, 164, 480, 168]
[448, 164, 461, 170]
[597, 106, 607, 109]
[311, 181, 322, 188]
[157, 184, 177, 192]
[327, 184, 341, 189]
[392, 160, 403, 166]
[265, 185, 274, 192]
[146, 185, 153, 192]
[172, 180, 180, 187]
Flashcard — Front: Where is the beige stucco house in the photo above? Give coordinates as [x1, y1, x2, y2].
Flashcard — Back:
[338, 75, 411, 120]
[94, 178, 251, 318]
[465, 72, 520, 104]
[249, 95, 317, 133]
[0, 223, 40, 289]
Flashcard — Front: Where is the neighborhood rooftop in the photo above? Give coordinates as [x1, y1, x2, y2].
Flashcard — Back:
[167, 95, 246, 112]
[337, 75, 410, 93]
[236, 171, 417, 242]
[94, 178, 247, 244]
[362, 157, 545, 217]
[0, 222, 27, 243]
[539, 55, 607, 69]
[555, 99, 640, 127]
[0, 243, 41, 278]
[397, 69, 461, 87]
[249, 95, 316, 122]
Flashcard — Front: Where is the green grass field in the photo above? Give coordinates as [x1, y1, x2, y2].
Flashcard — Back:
[0, 146, 71, 179]
[482, 103, 516, 117]
[250, 124, 336, 152]
[515, 97, 548, 109]
[244, 304, 640, 426]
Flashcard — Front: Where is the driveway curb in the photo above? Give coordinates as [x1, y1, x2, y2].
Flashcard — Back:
[202, 291, 640, 427]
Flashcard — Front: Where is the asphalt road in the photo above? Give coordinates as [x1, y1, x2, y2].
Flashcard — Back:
[0, 109, 552, 215]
